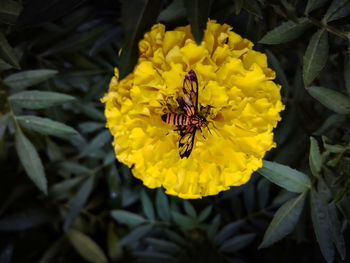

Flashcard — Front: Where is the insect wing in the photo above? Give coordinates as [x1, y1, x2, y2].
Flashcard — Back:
[179, 126, 196, 158]
[183, 70, 199, 113]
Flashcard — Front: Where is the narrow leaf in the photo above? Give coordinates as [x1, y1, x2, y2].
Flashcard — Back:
[259, 18, 309, 44]
[311, 189, 334, 263]
[303, 29, 329, 86]
[119, 0, 163, 79]
[214, 220, 245, 245]
[145, 238, 181, 254]
[9, 90, 75, 109]
[345, 57, 350, 96]
[307, 86, 350, 114]
[171, 211, 197, 230]
[258, 160, 311, 193]
[141, 190, 155, 220]
[79, 130, 111, 158]
[15, 126, 47, 194]
[259, 191, 307, 248]
[183, 201, 197, 218]
[157, 0, 186, 23]
[305, 0, 328, 14]
[111, 210, 147, 227]
[63, 175, 94, 230]
[16, 116, 78, 139]
[184, 0, 211, 45]
[119, 224, 153, 246]
[0, 114, 9, 139]
[3, 70, 58, 91]
[327, 203, 346, 260]
[0, 0, 22, 24]
[198, 205, 212, 222]
[309, 137, 322, 177]
[66, 229, 108, 263]
[156, 188, 170, 221]
[220, 233, 256, 253]
[323, 0, 350, 22]
[0, 32, 20, 69]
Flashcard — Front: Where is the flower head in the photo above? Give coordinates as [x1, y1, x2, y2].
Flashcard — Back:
[102, 20, 284, 199]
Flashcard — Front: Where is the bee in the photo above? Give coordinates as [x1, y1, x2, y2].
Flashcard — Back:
[161, 70, 210, 158]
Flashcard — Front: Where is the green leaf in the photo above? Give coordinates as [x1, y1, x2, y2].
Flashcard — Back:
[242, 0, 262, 18]
[265, 49, 290, 97]
[156, 188, 170, 222]
[141, 190, 155, 220]
[257, 179, 270, 209]
[134, 251, 175, 262]
[184, 0, 212, 45]
[198, 205, 212, 222]
[63, 175, 94, 230]
[314, 114, 346, 135]
[49, 176, 86, 199]
[164, 229, 187, 246]
[207, 215, 221, 239]
[303, 29, 329, 86]
[214, 220, 244, 245]
[0, 32, 20, 69]
[79, 130, 111, 158]
[309, 137, 322, 177]
[0, 0, 22, 24]
[16, 116, 78, 139]
[307, 86, 350, 114]
[15, 125, 47, 194]
[345, 57, 350, 96]
[0, 209, 49, 231]
[323, 0, 350, 22]
[327, 203, 346, 260]
[259, 191, 307, 248]
[145, 238, 181, 254]
[220, 233, 256, 253]
[171, 211, 197, 230]
[119, 224, 153, 246]
[111, 210, 147, 227]
[311, 189, 334, 263]
[3, 70, 58, 91]
[79, 122, 105, 134]
[9, 90, 75, 109]
[258, 160, 311, 193]
[259, 18, 309, 44]
[66, 229, 108, 263]
[157, 0, 186, 23]
[119, 0, 163, 80]
[0, 114, 9, 140]
[183, 201, 197, 218]
[305, 0, 328, 14]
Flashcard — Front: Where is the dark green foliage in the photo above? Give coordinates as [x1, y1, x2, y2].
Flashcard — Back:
[0, 0, 350, 263]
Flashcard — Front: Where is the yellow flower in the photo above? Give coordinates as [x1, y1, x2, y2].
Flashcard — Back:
[102, 20, 284, 199]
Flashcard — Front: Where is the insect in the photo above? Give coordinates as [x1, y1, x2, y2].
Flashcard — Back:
[161, 70, 210, 158]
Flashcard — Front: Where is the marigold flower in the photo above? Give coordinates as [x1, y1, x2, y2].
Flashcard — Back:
[102, 20, 284, 199]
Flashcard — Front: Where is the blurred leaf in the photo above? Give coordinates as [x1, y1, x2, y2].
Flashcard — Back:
[111, 210, 147, 227]
[103, 150, 116, 166]
[3, 69, 58, 91]
[39, 238, 65, 263]
[305, 0, 328, 14]
[0, 114, 9, 140]
[0, 0, 22, 24]
[184, 201, 197, 218]
[15, 125, 47, 194]
[171, 211, 197, 230]
[309, 137, 322, 177]
[58, 161, 92, 175]
[266, 49, 290, 97]
[63, 175, 94, 230]
[311, 188, 334, 263]
[220, 233, 256, 253]
[16, 116, 78, 139]
[259, 18, 308, 44]
[259, 191, 307, 248]
[66, 229, 108, 263]
[145, 238, 181, 254]
[157, 0, 186, 23]
[0, 245, 13, 263]
[198, 205, 212, 222]
[314, 114, 346, 135]
[89, 27, 122, 56]
[184, 0, 212, 45]
[164, 229, 187, 245]
[156, 188, 171, 222]
[134, 251, 175, 262]
[307, 86, 350, 114]
[119, 0, 163, 79]
[242, 0, 262, 18]
[244, 183, 255, 213]
[258, 161, 311, 193]
[0, 209, 49, 231]
[257, 179, 270, 209]
[73, 103, 105, 122]
[214, 220, 244, 245]
[0, 32, 20, 69]
[323, 0, 350, 22]
[345, 58, 350, 96]
[207, 214, 221, 239]
[119, 224, 153, 246]
[327, 203, 346, 260]
[79, 130, 111, 158]
[141, 190, 155, 220]
[79, 122, 105, 134]
[9, 90, 75, 109]
[50, 176, 86, 199]
[107, 223, 123, 262]
[303, 29, 329, 86]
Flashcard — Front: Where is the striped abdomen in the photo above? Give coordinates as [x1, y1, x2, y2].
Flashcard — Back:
[161, 113, 190, 126]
